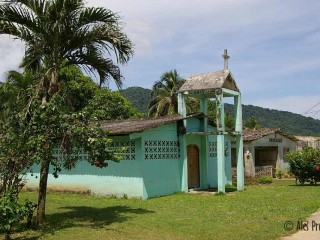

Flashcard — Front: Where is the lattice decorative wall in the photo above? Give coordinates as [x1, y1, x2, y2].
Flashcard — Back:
[52, 147, 89, 161]
[52, 140, 136, 161]
[109, 141, 136, 160]
[255, 165, 273, 178]
[208, 141, 229, 158]
[144, 140, 180, 160]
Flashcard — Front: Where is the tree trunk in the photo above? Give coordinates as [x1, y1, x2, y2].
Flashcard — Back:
[5, 232, 11, 240]
[36, 159, 50, 227]
[35, 65, 58, 227]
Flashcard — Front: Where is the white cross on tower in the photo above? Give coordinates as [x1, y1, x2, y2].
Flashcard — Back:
[222, 49, 230, 71]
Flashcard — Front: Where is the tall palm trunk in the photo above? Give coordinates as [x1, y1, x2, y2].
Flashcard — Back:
[36, 158, 50, 227]
[36, 66, 58, 227]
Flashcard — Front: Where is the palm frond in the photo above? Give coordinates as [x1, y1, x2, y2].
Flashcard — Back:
[66, 46, 123, 89]
[78, 7, 117, 26]
[0, 2, 44, 36]
[17, 0, 48, 17]
[148, 69, 185, 117]
[20, 44, 44, 71]
[1, 0, 133, 92]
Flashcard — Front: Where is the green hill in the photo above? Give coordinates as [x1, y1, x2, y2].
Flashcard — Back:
[224, 104, 320, 136]
[120, 87, 152, 113]
[120, 87, 320, 136]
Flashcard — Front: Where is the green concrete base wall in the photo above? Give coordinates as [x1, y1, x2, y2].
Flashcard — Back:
[25, 172, 144, 198]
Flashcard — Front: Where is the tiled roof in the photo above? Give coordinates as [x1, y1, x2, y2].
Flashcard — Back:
[243, 128, 298, 142]
[99, 113, 205, 135]
[99, 115, 183, 135]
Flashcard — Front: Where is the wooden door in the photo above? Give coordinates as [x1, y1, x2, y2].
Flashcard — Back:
[187, 145, 200, 188]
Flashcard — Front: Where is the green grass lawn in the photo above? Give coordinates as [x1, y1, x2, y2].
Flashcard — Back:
[2, 180, 320, 240]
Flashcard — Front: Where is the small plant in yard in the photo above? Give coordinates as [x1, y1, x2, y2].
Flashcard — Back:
[225, 183, 234, 188]
[215, 191, 225, 196]
[286, 147, 320, 185]
[257, 176, 273, 184]
[275, 170, 284, 179]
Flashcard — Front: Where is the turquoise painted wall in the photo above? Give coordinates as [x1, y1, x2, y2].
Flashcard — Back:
[185, 119, 232, 189]
[26, 135, 146, 198]
[186, 134, 209, 189]
[207, 132, 232, 187]
[25, 118, 233, 199]
[140, 122, 181, 198]
[26, 122, 182, 199]
[186, 118, 202, 132]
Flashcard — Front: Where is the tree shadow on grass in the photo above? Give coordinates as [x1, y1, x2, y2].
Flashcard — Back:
[42, 205, 154, 235]
[6, 205, 154, 240]
[288, 184, 320, 187]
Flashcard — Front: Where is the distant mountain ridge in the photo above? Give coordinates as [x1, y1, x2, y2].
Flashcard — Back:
[120, 87, 152, 113]
[120, 86, 320, 136]
[224, 104, 320, 136]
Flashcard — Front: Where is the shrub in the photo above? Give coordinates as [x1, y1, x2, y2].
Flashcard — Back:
[257, 176, 273, 184]
[275, 170, 284, 179]
[0, 192, 36, 240]
[286, 147, 320, 185]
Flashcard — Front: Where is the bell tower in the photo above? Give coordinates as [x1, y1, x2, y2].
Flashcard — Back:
[177, 49, 244, 193]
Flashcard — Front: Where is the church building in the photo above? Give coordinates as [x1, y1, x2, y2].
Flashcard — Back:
[27, 50, 244, 199]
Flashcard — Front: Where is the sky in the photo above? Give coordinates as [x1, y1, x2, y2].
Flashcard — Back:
[0, 0, 320, 119]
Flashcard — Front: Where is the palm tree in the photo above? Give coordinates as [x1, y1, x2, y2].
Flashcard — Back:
[207, 101, 235, 131]
[0, 0, 133, 225]
[0, 0, 133, 92]
[148, 69, 195, 117]
[0, 70, 35, 120]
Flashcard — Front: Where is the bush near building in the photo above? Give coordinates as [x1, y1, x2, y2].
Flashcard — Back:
[286, 147, 320, 185]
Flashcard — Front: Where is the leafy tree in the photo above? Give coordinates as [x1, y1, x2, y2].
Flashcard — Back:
[148, 69, 196, 117]
[244, 117, 261, 130]
[60, 66, 99, 111]
[85, 88, 142, 121]
[224, 112, 235, 131]
[0, 70, 125, 227]
[207, 101, 235, 131]
[0, 0, 133, 224]
[0, 0, 133, 226]
[0, 67, 139, 228]
[0, 70, 35, 196]
[0, 72, 37, 237]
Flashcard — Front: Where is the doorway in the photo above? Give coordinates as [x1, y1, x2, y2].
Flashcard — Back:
[187, 145, 200, 188]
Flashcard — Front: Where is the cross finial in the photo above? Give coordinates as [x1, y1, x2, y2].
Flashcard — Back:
[222, 49, 230, 71]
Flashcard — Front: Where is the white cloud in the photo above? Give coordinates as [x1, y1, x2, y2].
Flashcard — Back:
[125, 20, 153, 57]
[0, 36, 24, 81]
